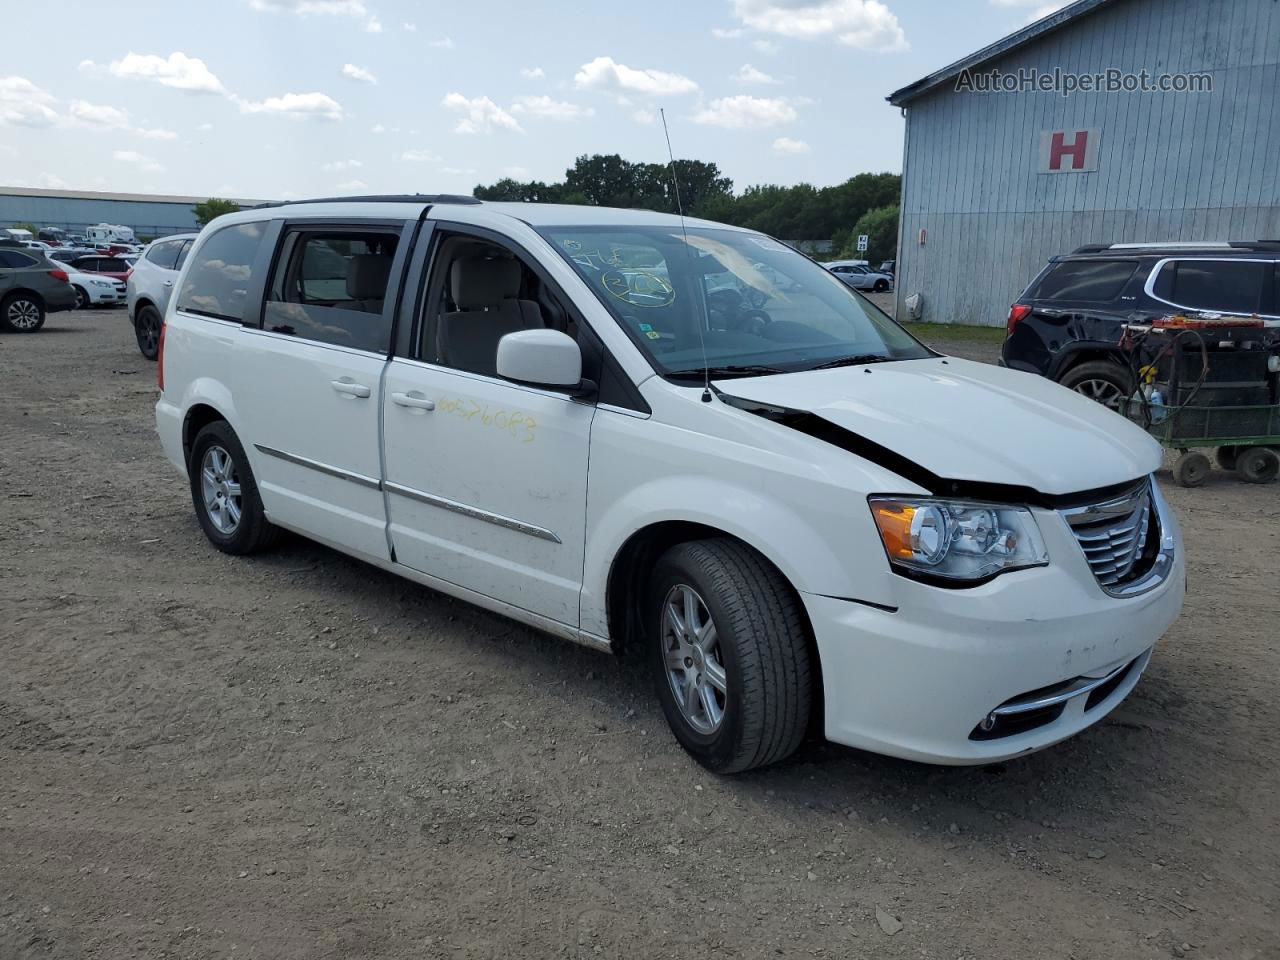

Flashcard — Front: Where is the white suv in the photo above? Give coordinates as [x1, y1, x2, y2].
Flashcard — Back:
[155, 197, 1184, 773]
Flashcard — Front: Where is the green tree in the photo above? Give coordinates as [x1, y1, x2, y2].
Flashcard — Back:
[843, 205, 900, 263]
[192, 198, 241, 227]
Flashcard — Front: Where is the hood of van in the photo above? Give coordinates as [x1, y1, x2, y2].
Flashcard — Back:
[717, 356, 1161, 496]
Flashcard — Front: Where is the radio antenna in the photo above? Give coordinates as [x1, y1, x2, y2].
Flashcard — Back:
[660, 107, 713, 403]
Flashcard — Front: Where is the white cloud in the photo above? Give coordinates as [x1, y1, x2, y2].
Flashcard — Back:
[732, 0, 907, 50]
[734, 63, 780, 85]
[239, 91, 344, 120]
[249, 0, 367, 14]
[428, 37, 455, 48]
[365, 16, 383, 32]
[712, 27, 745, 38]
[752, 39, 780, 54]
[113, 150, 164, 173]
[107, 52, 226, 93]
[322, 158, 363, 171]
[403, 21, 417, 31]
[692, 95, 797, 129]
[573, 56, 698, 96]
[520, 67, 545, 79]
[334, 178, 369, 191]
[0, 76, 58, 125]
[137, 127, 179, 140]
[441, 93, 523, 134]
[400, 148, 441, 162]
[68, 100, 130, 128]
[772, 136, 811, 154]
[510, 95, 594, 121]
[342, 63, 377, 84]
[371, 123, 386, 133]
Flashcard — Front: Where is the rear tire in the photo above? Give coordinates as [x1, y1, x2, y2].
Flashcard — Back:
[1059, 360, 1133, 411]
[648, 539, 812, 774]
[188, 421, 281, 555]
[0, 292, 46, 333]
[1173, 451, 1211, 488]
[135, 305, 162, 360]
[1236, 446, 1279, 484]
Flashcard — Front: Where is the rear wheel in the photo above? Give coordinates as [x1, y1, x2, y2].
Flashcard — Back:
[188, 421, 281, 554]
[135, 305, 162, 360]
[0, 293, 45, 333]
[1059, 360, 1133, 411]
[649, 539, 812, 774]
[1236, 446, 1280, 484]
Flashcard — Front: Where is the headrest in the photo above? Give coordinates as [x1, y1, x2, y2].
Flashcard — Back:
[346, 254, 392, 299]
[450, 256, 521, 309]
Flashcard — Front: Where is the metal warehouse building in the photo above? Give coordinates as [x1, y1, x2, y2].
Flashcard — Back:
[0, 186, 263, 240]
[888, 0, 1280, 327]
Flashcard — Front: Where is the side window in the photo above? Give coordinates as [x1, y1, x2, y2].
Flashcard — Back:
[0, 251, 37, 268]
[1033, 260, 1137, 301]
[176, 222, 266, 322]
[145, 240, 180, 269]
[263, 228, 400, 353]
[419, 235, 551, 377]
[1152, 259, 1266, 314]
[175, 240, 193, 271]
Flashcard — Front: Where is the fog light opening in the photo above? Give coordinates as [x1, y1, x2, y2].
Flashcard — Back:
[979, 714, 998, 733]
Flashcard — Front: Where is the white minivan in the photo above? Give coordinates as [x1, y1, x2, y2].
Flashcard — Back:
[155, 197, 1184, 773]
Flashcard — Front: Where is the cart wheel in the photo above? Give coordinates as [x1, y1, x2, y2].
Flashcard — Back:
[1235, 447, 1280, 484]
[1172, 451, 1211, 487]
[1216, 446, 1240, 471]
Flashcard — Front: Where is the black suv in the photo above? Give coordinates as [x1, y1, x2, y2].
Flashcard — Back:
[1002, 242, 1280, 407]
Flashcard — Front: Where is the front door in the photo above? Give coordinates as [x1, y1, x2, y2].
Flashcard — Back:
[382, 227, 595, 627]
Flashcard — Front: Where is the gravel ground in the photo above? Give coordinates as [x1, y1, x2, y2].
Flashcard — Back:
[1, 309, 1278, 960]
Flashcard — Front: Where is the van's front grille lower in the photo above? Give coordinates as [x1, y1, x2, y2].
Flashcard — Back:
[1061, 479, 1161, 595]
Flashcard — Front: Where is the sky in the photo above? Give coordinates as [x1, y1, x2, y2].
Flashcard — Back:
[0, 0, 1068, 201]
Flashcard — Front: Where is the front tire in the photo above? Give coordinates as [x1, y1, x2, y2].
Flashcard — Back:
[649, 539, 812, 774]
[188, 421, 280, 555]
[0, 293, 46, 333]
[74, 285, 90, 310]
[873, 279, 890, 292]
[135, 305, 162, 360]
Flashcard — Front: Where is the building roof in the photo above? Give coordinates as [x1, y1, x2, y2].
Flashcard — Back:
[887, 0, 1123, 106]
[0, 185, 269, 206]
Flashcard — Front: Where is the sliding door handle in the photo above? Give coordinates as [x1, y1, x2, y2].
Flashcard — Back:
[391, 391, 435, 411]
[331, 379, 371, 399]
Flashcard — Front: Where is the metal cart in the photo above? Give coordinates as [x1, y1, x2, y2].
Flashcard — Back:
[1120, 398, 1280, 486]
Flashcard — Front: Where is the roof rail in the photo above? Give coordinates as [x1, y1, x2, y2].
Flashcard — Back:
[1070, 241, 1280, 255]
[253, 193, 482, 210]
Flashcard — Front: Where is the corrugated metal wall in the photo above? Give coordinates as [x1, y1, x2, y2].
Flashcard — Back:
[0, 193, 201, 238]
[896, 0, 1280, 327]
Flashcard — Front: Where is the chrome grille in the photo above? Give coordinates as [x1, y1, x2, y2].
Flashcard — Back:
[1061, 480, 1157, 593]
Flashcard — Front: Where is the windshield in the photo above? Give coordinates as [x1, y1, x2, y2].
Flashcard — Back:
[539, 226, 931, 378]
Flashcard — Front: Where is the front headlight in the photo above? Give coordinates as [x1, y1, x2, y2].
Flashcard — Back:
[89, 279, 112, 287]
[868, 497, 1048, 584]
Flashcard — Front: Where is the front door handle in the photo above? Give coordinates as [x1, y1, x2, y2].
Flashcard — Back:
[162, 280, 174, 287]
[391, 391, 435, 411]
[331, 379, 371, 399]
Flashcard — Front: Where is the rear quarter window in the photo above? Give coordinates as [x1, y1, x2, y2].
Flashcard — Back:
[1031, 259, 1138, 301]
[1151, 259, 1267, 314]
[0, 251, 38, 268]
[176, 222, 266, 322]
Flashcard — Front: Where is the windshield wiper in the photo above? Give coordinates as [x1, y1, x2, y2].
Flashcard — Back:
[807, 353, 896, 370]
[667, 364, 790, 380]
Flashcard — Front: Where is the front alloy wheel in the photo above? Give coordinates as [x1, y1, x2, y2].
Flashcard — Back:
[661, 584, 728, 734]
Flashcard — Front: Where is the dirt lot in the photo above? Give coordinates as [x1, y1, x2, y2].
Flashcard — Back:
[2, 310, 1278, 960]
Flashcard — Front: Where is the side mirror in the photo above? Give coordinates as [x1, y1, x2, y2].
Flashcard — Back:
[496, 328, 586, 391]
